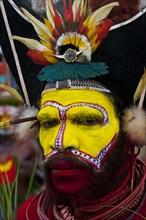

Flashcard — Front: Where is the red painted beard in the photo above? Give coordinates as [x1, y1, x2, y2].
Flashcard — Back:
[44, 153, 94, 195]
[43, 139, 128, 205]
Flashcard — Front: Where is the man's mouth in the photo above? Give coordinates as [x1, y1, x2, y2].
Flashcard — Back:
[51, 168, 82, 176]
[50, 160, 88, 176]
[48, 160, 92, 193]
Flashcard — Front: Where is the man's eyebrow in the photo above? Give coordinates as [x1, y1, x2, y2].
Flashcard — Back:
[38, 111, 59, 120]
[68, 112, 103, 119]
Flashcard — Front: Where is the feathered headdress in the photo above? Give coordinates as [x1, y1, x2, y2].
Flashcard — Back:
[0, 0, 146, 145]
[12, 0, 119, 82]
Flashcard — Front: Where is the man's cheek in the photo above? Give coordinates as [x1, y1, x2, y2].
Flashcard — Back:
[39, 127, 56, 155]
[79, 124, 120, 158]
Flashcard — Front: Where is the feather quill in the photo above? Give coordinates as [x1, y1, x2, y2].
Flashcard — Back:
[14, 106, 39, 140]
[1, 0, 30, 105]
[133, 68, 146, 107]
[0, 84, 24, 103]
[21, 7, 52, 39]
[7, 0, 28, 21]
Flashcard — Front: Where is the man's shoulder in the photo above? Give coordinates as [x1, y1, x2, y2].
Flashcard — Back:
[16, 194, 40, 220]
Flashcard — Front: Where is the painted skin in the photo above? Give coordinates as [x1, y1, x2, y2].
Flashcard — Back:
[38, 89, 120, 158]
[37, 89, 120, 193]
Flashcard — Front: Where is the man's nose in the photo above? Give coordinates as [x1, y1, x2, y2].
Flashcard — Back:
[55, 122, 80, 151]
[57, 146, 75, 153]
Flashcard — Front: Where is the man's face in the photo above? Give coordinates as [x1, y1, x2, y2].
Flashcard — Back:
[38, 89, 120, 194]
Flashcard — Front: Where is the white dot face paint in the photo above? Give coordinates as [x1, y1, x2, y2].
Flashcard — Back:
[38, 89, 120, 170]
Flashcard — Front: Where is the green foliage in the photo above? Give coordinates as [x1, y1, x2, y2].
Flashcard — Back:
[0, 158, 37, 220]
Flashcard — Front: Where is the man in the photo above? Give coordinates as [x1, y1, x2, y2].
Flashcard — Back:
[0, 0, 145, 219]
[16, 82, 146, 219]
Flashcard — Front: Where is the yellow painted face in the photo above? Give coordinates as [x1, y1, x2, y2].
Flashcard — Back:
[37, 89, 120, 169]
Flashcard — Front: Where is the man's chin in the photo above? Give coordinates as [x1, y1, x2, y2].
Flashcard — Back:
[50, 167, 92, 193]
[44, 156, 94, 196]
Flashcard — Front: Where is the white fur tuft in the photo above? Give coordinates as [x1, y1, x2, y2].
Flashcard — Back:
[30, 0, 59, 13]
[30, 0, 45, 13]
[14, 106, 39, 140]
[139, 0, 146, 10]
[123, 106, 146, 146]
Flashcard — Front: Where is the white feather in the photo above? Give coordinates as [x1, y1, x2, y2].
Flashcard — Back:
[88, 2, 119, 25]
[12, 36, 47, 51]
[21, 7, 52, 39]
[72, 0, 84, 21]
[46, 0, 55, 29]
[56, 32, 92, 61]
[8, 0, 28, 21]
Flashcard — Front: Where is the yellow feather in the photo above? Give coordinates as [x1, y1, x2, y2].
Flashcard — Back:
[21, 7, 52, 39]
[58, 33, 88, 50]
[63, 33, 82, 46]
[72, 0, 84, 20]
[84, 2, 119, 25]
[134, 68, 146, 104]
[44, 18, 53, 34]
[39, 28, 52, 44]
[86, 21, 97, 40]
[0, 84, 23, 103]
[12, 36, 47, 51]
[0, 121, 11, 128]
[46, 0, 55, 28]
[74, 35, 83, 48]
[43, 52, 57, 64]
[40, 40, 54, 51]
[78, 38, 88, 49]
[60, 35, 72, 46]
[92, 40, 100, 53]
[83, 0, 88, 16]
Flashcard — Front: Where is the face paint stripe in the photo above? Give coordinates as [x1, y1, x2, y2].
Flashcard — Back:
[55, 109, 67, 149]
[41, 101, 109, 151]
[41, 101, 109, 125]
[44, 135, 117, 170]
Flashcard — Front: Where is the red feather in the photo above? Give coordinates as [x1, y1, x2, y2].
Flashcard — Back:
[68, 0, 73, 24]
[96, 19, 113, 43]
[63, 0, 69, 21]
[27, 50, 50, 66]
[51, 0, 63, 32]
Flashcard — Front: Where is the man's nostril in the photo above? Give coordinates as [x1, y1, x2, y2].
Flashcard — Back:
[66, 146, 75, 151]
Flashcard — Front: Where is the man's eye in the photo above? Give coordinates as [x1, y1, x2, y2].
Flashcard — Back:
[42, 119, 60, 128]
[73, 117, 102, 126]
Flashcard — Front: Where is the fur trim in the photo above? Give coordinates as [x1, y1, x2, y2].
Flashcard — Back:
[13, 106, 39, 140]
[123, 106, 146, 146]
[89, 0, 144, 24]
[139, 0, 146, 10]
[30, 0, 59, 13]
[30, 0, 45, 13]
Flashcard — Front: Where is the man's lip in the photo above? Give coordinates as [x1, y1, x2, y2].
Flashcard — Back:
[49, 161, 82, 169]
[50, 161, 89, 177]
[51, 168, 81, 176]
